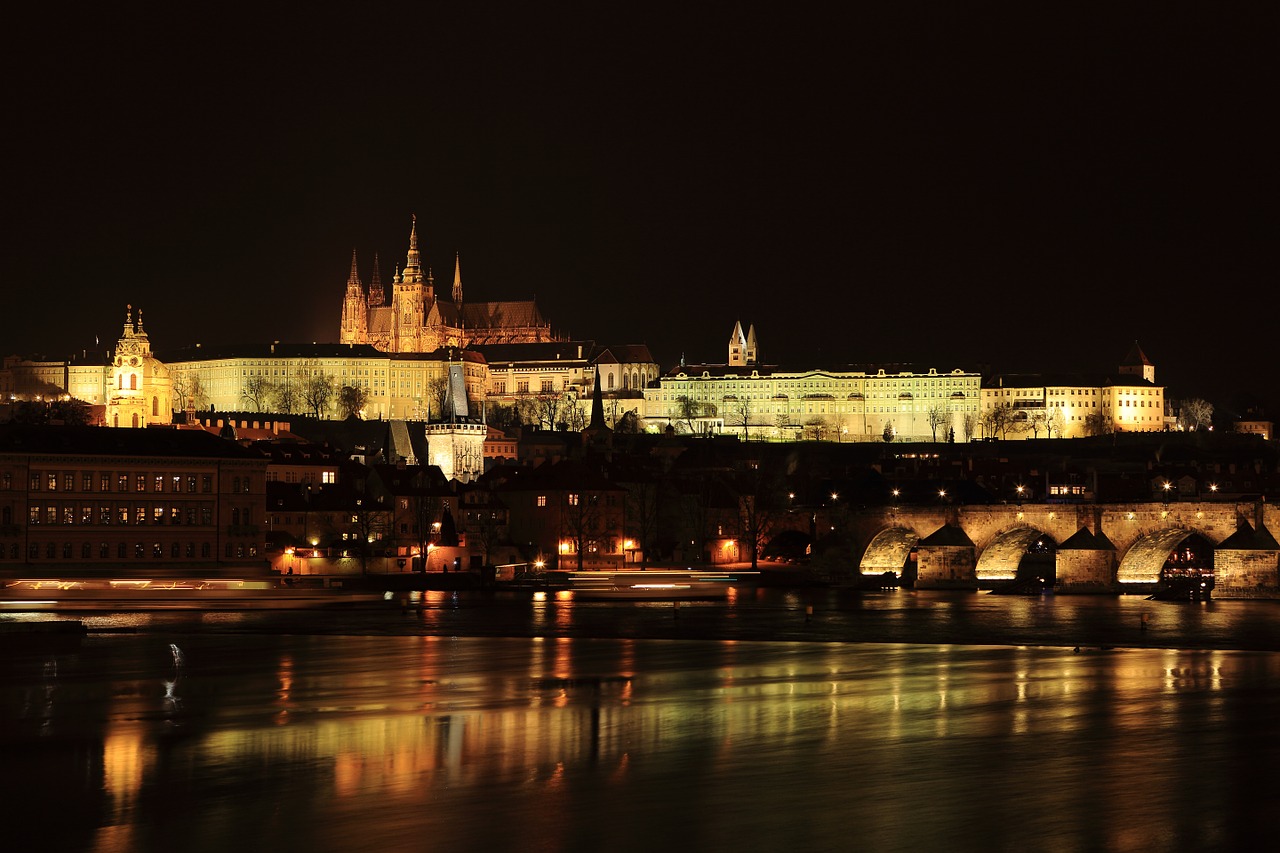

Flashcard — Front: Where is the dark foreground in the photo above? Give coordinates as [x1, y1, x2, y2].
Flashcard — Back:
[3, 588, 1280, 853]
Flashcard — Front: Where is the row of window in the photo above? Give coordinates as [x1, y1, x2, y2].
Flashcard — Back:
[6, 541, 260, 560]
[13, 471, 222, 494]
[534, 494, 613, 507]
[266, 471, 336, 484]
[21, 505, 220, 526]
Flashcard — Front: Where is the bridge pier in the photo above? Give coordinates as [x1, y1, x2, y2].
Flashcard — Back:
[1213, 523, 1280, 599]
[1054, 527, 1118, 593]
[914, 525, 978, 591]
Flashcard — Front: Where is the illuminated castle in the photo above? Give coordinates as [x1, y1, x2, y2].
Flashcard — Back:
[340, 215, 558, 353]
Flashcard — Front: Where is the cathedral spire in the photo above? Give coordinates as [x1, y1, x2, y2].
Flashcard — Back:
[403, 214, 423, 282]
[369, 252, 384, 306]
[345, 249, 363, 296]
[452, 252, 463, 304]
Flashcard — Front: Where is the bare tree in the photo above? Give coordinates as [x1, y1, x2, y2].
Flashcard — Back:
[674, 395, 701, 435]
[1084, 411, 1114, 436]
[623, 478, 660, 569]
[726, 397, 751, 439]
[560, 490, 616, 570]
[534, 394, 566, 430]
[242, 375, 274, 412]
[174, 373, 209, 412]
[303, 374, 334, 419]
[962, 411, 977, 442]
[272, 381, 298, 414]
[336, 495, 393, 576]
[804, 417, 831, 441]
[172, 374, 190, 412]
[1047, 408, 1067, 438]
[563, 396, 587, 431]
[734, 466, 783, 570]
[426, 376, 450, 421]
[338, 384, 368, 419]
[927, 403, 948, 441]
[981, 403, 1018, 439]
[1178, 398, 1214, 431]
[410, 491, 444, 572]
[1027, 411, 1048, 438]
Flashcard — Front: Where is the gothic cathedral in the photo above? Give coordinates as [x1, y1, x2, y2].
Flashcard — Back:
[340, 216, 558, 353]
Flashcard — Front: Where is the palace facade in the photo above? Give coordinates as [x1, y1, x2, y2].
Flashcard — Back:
[641, 325, 1168, 441]
[643, 321, 983, 441]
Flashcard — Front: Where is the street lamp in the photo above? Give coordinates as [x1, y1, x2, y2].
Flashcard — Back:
[1162, 481, 1172, 505]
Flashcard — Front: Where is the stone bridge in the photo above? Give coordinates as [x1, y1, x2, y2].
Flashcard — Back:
[788, 501, 1279, 599]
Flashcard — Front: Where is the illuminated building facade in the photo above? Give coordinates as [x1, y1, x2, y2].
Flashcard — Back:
[643, 323, 982, 440]
[339, 216, 557, 353]
[0, 424, 268, 574]
[980, 342, 1167, 438]
[160, 343, 487, 421]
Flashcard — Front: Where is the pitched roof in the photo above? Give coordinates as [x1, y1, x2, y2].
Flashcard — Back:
[461, 300, 547, 330]
[1121, 341, 1152, 367]
[0, 424, 262, 459]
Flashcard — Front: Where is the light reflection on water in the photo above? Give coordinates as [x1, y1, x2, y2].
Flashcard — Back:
[2, 628, 1277, 853]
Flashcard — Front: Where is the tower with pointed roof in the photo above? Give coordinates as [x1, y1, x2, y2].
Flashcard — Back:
[1118, 341, 1155, 384]
[390, 215, 428, 352]
[745, 324, 758, 365]
[451, 252, 463, 304]
[339, 250, 368, 345]
[728, 321, 747, 366]
[107, 305, 172, 428]
[367, 252, 384, 307]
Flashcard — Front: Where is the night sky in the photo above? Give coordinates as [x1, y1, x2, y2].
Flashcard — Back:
[7, 6, 1277, 413]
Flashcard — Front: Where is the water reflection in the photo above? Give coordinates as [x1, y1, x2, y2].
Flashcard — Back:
[2, 631, 1277, 853]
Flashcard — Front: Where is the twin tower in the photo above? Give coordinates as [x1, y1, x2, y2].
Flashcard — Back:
[728, 320, 758, 367]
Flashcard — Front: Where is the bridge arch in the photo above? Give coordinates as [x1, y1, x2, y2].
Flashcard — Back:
[1118, 527, 1211, 586]
[859, 526, 919, 577]
[976, 525, 1058, 583]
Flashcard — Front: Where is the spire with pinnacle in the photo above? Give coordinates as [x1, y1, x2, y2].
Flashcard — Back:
[403, 214, 423, 283]
[452, 252, 463, 304]
[345, 249, 363, 297]
[368, 252, 384, 306]
[588, 365, 606, 431]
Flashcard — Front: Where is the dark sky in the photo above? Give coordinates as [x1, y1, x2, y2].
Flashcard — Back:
[6, 5, 1277, 413]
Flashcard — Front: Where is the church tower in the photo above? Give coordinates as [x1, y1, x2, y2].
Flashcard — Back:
[107, 306, 171, 429]
[339, 249, 368, 345]
[451, 252, 463, 304]
[745, 324, 758, 365]
[391, 215, 428, 352]
[728, 321, 747, 366]
[1118, 341, 1155, 384]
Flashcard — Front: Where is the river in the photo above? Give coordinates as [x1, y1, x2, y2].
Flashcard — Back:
[2, 587, 1278, 853]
